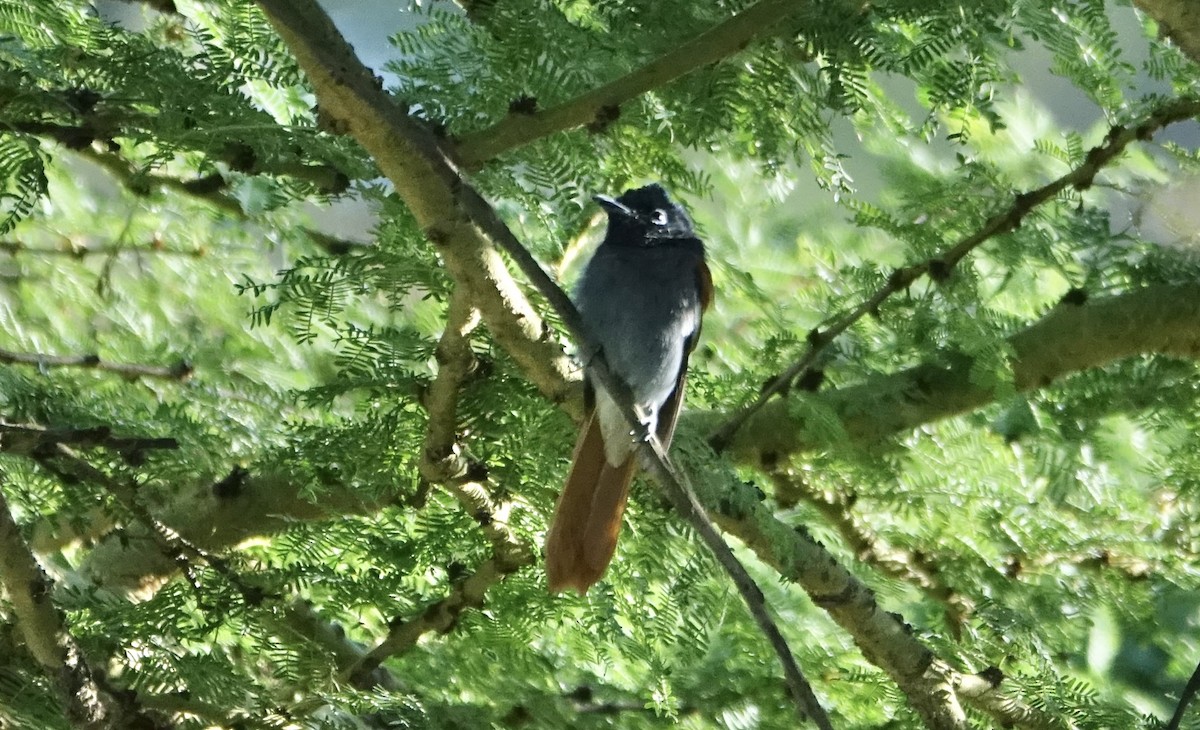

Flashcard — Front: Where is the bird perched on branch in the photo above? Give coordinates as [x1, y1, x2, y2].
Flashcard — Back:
[545, 184, 712, 594]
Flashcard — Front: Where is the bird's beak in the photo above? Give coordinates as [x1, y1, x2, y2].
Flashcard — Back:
[593, 194, 635, 219]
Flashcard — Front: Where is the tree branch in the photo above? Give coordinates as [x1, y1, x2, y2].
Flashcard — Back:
[767, 468, 974, 636]
[342, 287, 535, 687]
[108, 0, 178, 15]
[13, 115, 349, 193]
[255, 0, 578, 413]
[344, 554, 516, 688]
[0, 483, 160, 729]
[710, 281, 1200, 465]
[1134, 0, 1200, 65]
[0, 421, 178, 458]
[712, 478, 1075, 730]
[0, 347, 193, 382]
[0, 238, 205, 258]
[708, 96, 1200, 452]
[420, 288, 482, 483]
[272, 598, 405, 693]
[1166, 652, 1200, 730]
[77, 464, 392, 592]
[453, 0, 849, 167]
[44, 445, 274, 607]
[71, 147, 369, 256]
[77, 147, 250, 217]
[68, 280, 1200, 595]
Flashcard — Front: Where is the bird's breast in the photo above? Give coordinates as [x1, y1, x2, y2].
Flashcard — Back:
[575, 244, 704, 410]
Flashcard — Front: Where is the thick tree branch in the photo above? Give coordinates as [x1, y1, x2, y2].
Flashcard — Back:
[712, 480, 1074, 730]
[0, 484, 161, 729]
[711, 281, 1200, 465]
[709, 97, 1200, 452]
[767, 468, 974, 636]
[254, 0, 578, 413]
[69, 281, 1200, 592]
[77, 466, 392, 593]
[453, 0, 849, 167]
[1135, 0, 1200, 65]
[44, 445, 273, 605]
[0, 347, 193, 381]
[955, 671, 1074, 730]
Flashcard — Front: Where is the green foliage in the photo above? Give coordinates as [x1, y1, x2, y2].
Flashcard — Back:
[0, 0, 1199, 728]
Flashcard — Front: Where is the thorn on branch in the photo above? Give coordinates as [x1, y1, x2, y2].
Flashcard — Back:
[181, 173, 227, 195]
[977, 666, 1004, 688]
[586, 104, 621, 134]
[211, 466, 250, 500]
[796, 368, 825, 392]
[508, 95, 538, 115]
[927, 258, 951, 282]
[464, 459, 489, 482]
[1058, 287, 1088, 306]
[220, 142, 258, 173]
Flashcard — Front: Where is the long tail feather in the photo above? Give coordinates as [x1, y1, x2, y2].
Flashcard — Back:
[545, 413, 636, 594]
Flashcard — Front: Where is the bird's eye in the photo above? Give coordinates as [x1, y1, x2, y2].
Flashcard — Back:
[651, 209, 669, 226]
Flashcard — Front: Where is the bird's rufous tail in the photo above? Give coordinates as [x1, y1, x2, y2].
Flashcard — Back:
[545, 413, 636, 594]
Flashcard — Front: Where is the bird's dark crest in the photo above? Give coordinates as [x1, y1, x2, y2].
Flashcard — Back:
[609, 183, 694, 238]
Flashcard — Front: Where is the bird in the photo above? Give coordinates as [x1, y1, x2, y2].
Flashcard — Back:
[545, 183, 712, 594]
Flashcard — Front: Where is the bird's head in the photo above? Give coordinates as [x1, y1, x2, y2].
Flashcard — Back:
[594, 183, 694, 243]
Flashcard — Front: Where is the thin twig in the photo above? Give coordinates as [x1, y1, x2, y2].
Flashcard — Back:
[14, 118, 348, 192]
[77, 147, 249, 217]
[344, 556, 514, 688]
[0, 347, 193, 381]
[273, 599, 404, 693]
[1166, 655, 1200, 730]
[73, 147, 364, 253]
[707, 96, 1200, 453]
[0, 239, 205, 258]
[0, 421, 178, 457]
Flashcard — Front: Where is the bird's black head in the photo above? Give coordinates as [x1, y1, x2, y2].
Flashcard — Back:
[594, 183, 694, 245]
